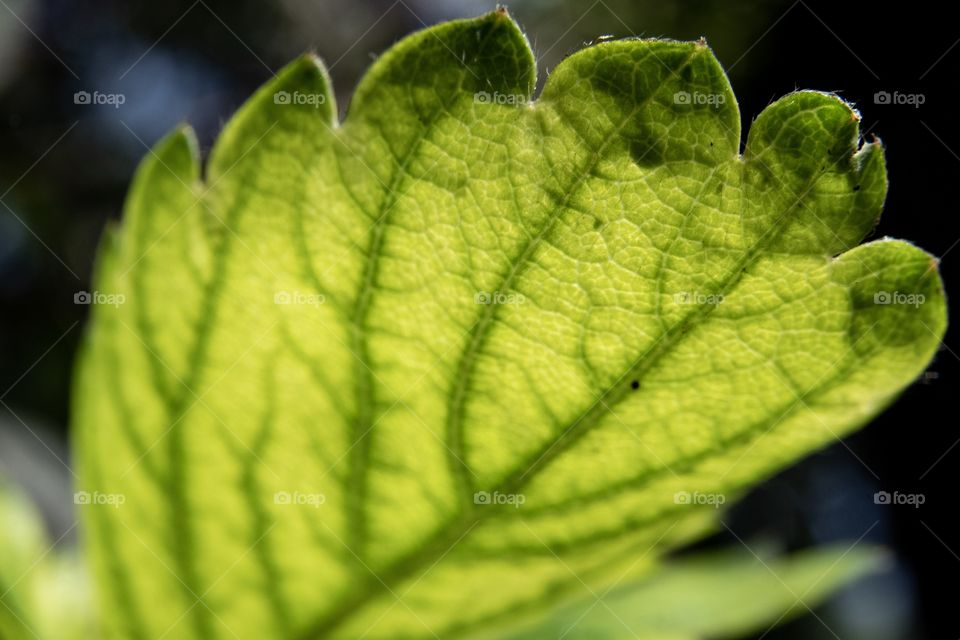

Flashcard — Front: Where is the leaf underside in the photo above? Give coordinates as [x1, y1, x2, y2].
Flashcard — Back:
[497, 545, 886, 640]
[73, 10, 946, 640]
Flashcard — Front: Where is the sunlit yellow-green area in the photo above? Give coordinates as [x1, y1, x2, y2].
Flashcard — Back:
[64, 10, 944, 640]
[0, 480, 93, 640]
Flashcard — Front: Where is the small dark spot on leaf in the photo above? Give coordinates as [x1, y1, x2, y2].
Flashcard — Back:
[630, 380, 640, 390]
[593, 218, 602, 230]
[853, 184, 861, 191]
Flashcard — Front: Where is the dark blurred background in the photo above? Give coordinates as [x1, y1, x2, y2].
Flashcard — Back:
[1, 1, 956, 638]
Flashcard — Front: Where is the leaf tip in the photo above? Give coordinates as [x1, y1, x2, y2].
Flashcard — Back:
[348, 8, 536, 119]
[837, 239, 948, 358]
[144, 122, 201, 183]
[171, 122, 200, 157]
[292, 50, 332, 78]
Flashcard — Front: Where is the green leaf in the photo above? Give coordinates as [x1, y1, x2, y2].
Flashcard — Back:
[0, 477, 95, 640]
[0, 477, 44, 640]
[496, 545, 887, 639]
[72, 9, 946, 640]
